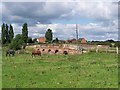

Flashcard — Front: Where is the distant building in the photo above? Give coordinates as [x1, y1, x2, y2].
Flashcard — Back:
[79, 38, 87, 44]
[37, 37, 46, 43]
[66, 39, 77, 43]
[66, 38, 87, 44]
[59, 40, 66, 44]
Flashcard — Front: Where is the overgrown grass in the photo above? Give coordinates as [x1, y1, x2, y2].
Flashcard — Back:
[2, 49, 118, 88]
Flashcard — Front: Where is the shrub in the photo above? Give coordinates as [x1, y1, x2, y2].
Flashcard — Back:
[9, 34, 24, 50]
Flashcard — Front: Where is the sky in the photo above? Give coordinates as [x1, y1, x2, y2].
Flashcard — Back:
[0, 0, 119, 41]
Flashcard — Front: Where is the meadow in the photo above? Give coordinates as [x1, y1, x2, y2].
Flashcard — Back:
[2, 49, 118, 88]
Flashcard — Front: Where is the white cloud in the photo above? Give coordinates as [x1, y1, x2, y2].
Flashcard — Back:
[62, 2, 118, 22]
[11, 23, 118, 41]
[1, 1, 118, 41]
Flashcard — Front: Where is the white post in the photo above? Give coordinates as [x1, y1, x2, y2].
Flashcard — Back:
[116, 47, 119, 54]
[106, 47, 109, 53]
[96, 46, 98, 53]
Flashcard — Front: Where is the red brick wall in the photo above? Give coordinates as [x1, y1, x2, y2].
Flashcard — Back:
[81, 38, 87, 44]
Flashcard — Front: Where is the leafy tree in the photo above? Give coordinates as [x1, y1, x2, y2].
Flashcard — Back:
[33, 38, 37, 43]
[115, 41, 120, 47]
[55, 38, 59, 43]
[9, 24, 14, 43]
[53, 38, 59, 43]
[1, 23, 6, 44]
[5, 24, 10, 43]
[105, 39, 115, 43]
[27, 37, 33, 43]
[9, 34, 24, 50]
[22, 23, 28, 43]
[45, 28, 53, 43]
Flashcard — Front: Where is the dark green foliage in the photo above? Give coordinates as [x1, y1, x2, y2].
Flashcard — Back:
[90, 40, 120, 47]
[9, 34, 24, 50]
[9, 24, 14, 43]
[53, 38, 59, 43]
[1, 23, 14, 45]
[33, 38, 37, 43]
[105, 39, 115, 43]
[114, 41, 120, 47]
[1, 23, 6, 44]
[5, 24, 10, 44]
[22, 23, 28, 43]
[45, 28, 53, 43]
[91, 40, 114, 46]
[27, 37, 33, 43]
[22, 43, 27, 49]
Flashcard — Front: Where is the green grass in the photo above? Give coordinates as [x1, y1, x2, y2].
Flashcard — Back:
[2, 50, 118, 88]
[0, 48, 2, 90]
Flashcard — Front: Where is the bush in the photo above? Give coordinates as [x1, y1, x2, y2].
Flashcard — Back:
[27, 37, 33, 43]
[9, 34, 24, 50]
[114, 42, 120, 47]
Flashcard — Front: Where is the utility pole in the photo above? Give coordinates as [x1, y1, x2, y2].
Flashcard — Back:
[76, 24, 79, 51]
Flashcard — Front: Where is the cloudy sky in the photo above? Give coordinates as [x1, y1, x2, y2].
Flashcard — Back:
[0, 0, 119, 41]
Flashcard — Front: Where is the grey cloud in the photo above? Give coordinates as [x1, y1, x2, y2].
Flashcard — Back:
[2, 2, 46, 25]
[2, 2, 118, 26]
[2, 2, 74, 25]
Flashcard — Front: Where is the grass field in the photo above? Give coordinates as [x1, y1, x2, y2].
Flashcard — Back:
[2, 49, 118, 88]
[0, 48, 2, 89]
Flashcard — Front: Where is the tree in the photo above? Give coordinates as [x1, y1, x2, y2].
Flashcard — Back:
[45, 28, 53, 43]
[55, 38, 59, 43]
[1, 23, 6, 44]
[9, 34, 24, 50]
[105, 39, 115, 43]
[9, 24, 14, 43]
[5, 24, 10, 43]
[33, 38, 37, 43]
[115, 41, 120, 47]
[27, 37, 33, 43]
[22, 23, 28, 43]
[53, 38, 59, 43]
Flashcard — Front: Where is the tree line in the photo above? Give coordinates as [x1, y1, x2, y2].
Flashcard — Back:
[1, 23, 58, 50]
[2, 22, 118, 50]
[1, 23, 29, 50]
[1, 24, 14, 44]
[89, 40, 120, 47]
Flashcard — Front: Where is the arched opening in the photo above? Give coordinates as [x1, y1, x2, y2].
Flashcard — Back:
[63, 51, 68, 55]
[42, 49, 45, 51]
[48, 49, 51, 52]
[55, 50, 59, 54]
